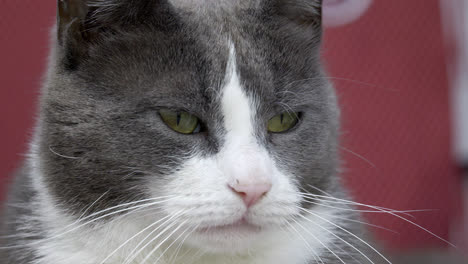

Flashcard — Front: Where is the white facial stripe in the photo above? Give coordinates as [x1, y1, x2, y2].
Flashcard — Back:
[221, 44, 255, 141]
[219, 43, 274, 199]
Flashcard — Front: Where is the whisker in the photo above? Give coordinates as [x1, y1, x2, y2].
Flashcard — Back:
[276, 102, 301, 120]
[97, 213, 175, 264]
[290, 217, 346, 264]
[146, 220, 193, 264]
[295, 212, 376, 264]
[299, 194, 428, 216]
[301, 192, 454, 247]
[300, 186, 427, 218]
[302, 185, 456, 247]
[80, 195, 173, 218]
[299, 206, 393, 264]
[48, 146, 80, 159]
[285, 221, 324, 264]
[0, 197, 176, 250]
[299, 195, 418, 215]
[277, 224, 321, 264]
[49, 198, 175, 238]
[340, 146, 376, 169]
[318, 212, 399, 234]
[185, 248, 208, 264]
[168, 224, 200, 264]
[77, 191, 109, 221]
[122, 210, 187, 264]
[137, 219, 188, 264]
[67, 195, 176, 230]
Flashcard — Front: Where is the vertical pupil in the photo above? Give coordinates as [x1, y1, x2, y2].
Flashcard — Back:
[176, 113, 181, 126]
[280, 114, 284, 124]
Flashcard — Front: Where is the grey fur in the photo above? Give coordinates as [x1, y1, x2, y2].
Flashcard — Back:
[1, 0, 379, 263]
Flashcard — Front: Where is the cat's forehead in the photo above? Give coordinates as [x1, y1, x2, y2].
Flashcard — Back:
[73, 0, 324, 112]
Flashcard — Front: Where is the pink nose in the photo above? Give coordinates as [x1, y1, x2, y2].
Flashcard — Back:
[229, 181, 272, 207]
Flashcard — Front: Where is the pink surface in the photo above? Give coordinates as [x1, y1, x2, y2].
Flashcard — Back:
[0, 1, 56, 198]
[323, 0, 462, 250]
[0, 0, 462, 251]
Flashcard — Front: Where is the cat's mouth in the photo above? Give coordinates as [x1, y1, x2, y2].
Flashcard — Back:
[196, 218, 261, 235]
[185, 218, 266, 254]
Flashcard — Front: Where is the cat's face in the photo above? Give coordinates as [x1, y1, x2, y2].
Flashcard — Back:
[39, 0, 338, 254]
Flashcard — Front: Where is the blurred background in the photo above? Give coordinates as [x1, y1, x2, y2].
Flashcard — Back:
[0, 0, 467, 263]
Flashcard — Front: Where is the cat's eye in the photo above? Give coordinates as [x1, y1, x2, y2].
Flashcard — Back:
[267, 112, 300, 133]
[159, 110, 201, 134]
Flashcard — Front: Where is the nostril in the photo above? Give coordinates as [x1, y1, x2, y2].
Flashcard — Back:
[230, 188, 247, 200]
[228, 182, 272, 208]
[228, 185, 245, 196]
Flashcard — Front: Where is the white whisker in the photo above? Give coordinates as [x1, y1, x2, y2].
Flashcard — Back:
[277, 224, 321, 264]
[299, 206, 392, 264]
[47, 198, 175, 241]
[98, 213, 175, 264]
[296, 212, 376, 264]
[301, 190, 455, 247]
[290, 217, 346, 264]
[299, 194, 426, 216]
[145, 220, 193, 264]
[340, 146, 376, 168]
[285, 221, 324, 264]
[137, 219, 188, 264]
[77, 191, 109, 220]
[168, 224, 200, 264]
[301, 186, 428, 218]
[122, 210, 187, 264]
[76, 195, 176, 224]
[0, 197, 177, 250]
[318, 212, 399, 234]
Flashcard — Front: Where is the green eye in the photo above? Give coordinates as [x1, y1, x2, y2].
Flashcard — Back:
[267, 112, 300, 133]
[159, 110, 201, 134]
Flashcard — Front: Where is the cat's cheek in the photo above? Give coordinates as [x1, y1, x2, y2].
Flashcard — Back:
[149, 155, 247, 226]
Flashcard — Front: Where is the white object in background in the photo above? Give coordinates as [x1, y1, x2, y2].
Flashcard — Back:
[440, 0, 468, 255]
[323, 0, 373, 27]
[440, 0, 468, 166]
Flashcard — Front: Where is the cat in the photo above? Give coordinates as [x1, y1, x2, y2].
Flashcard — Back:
[0, 0, 385, 263]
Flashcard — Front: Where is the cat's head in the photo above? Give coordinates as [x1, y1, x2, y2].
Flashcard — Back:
[38, 0, 339, 253]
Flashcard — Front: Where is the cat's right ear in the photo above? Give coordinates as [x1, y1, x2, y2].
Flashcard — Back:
[57, 0, 178, 71]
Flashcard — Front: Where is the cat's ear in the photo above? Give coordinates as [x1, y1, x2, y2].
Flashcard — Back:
[270, 0, 322, 29]
[57, 0, 177, 70]
[57, 0, 87, 45]
[57, 0, 91, 70]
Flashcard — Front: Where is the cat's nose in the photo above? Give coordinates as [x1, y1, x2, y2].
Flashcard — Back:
[228, 181, 272, 208]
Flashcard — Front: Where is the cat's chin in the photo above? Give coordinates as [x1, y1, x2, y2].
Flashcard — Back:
[184, 220, 270, 254]
[197, 219, 261, 233]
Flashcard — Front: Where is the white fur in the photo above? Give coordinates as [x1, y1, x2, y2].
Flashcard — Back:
[219, 44, 273, 190]
[30, 45, 337, 264]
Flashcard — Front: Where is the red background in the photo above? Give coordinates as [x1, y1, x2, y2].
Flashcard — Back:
[0, 0, 462, 251]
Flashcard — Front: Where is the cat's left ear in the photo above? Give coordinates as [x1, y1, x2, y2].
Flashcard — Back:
[271, 0, 322, 29]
